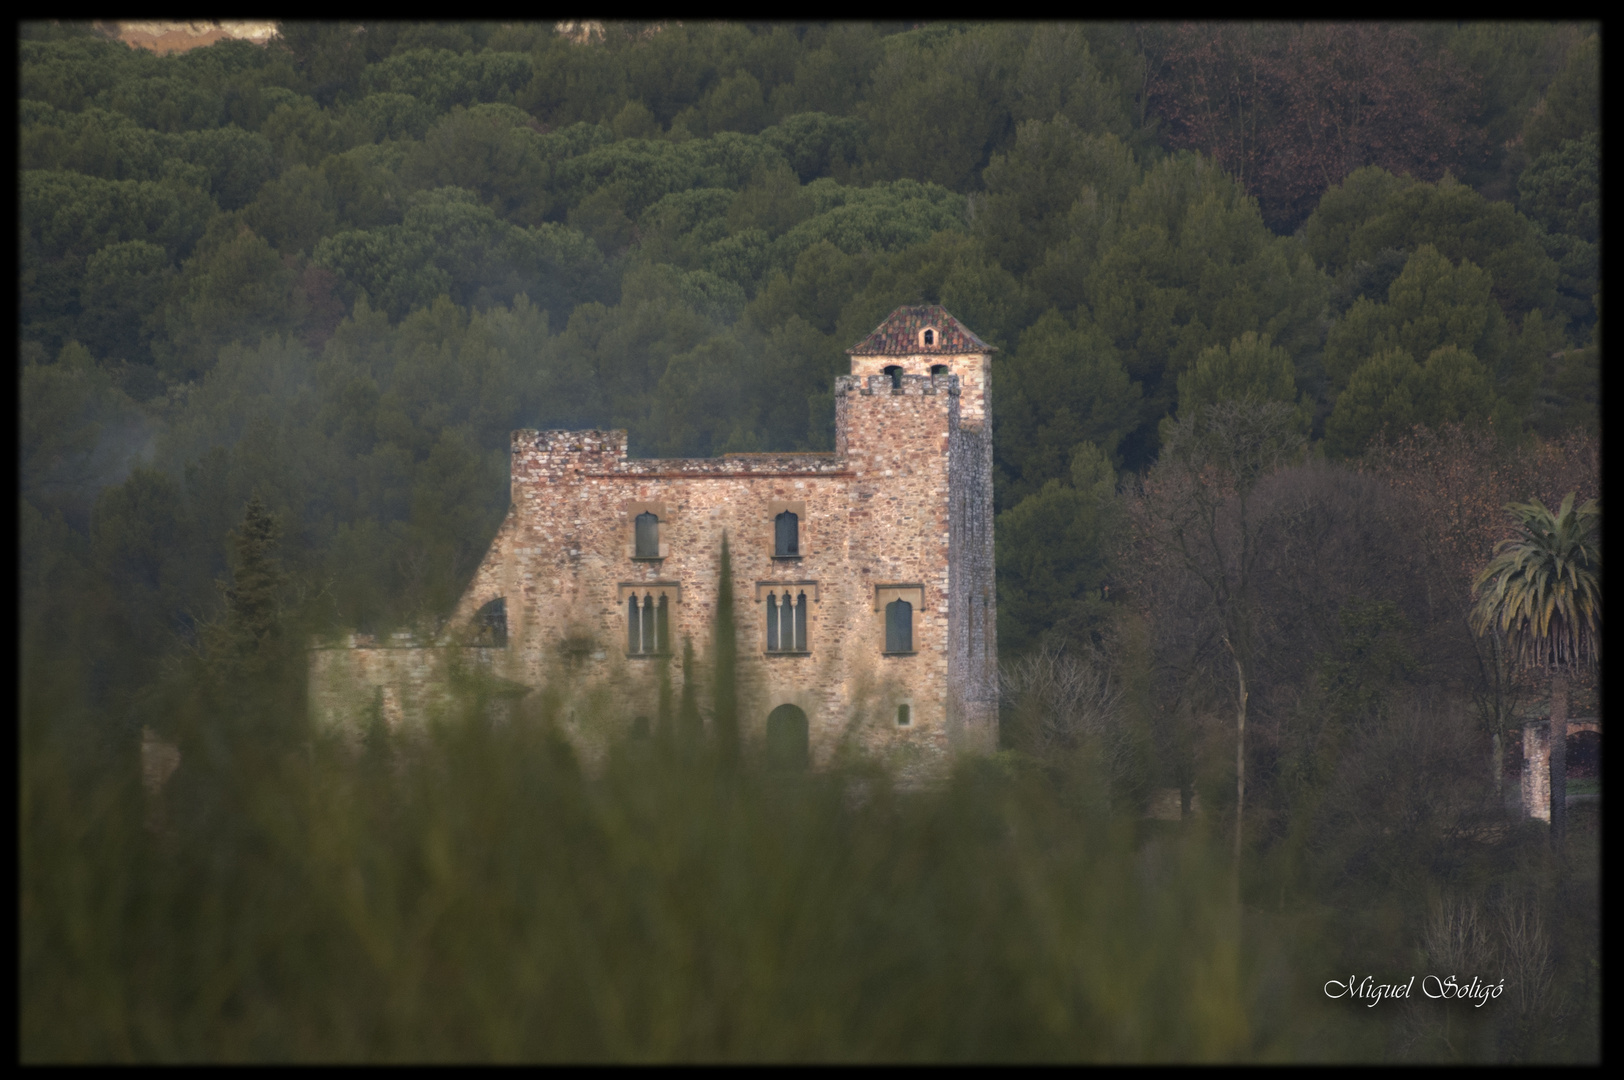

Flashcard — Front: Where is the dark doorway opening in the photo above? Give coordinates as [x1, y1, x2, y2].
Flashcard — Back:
[766, 704, 810, 771]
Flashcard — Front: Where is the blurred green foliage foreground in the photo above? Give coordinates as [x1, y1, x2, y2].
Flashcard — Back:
[23, 707, 1251, 1061]
[22, 677, 1598, 1062]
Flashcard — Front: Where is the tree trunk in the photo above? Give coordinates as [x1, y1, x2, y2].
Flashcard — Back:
[1549, 670, 1568, 847]
[1224, 637, 1247, 882]
[1491, 729, 1504, 806]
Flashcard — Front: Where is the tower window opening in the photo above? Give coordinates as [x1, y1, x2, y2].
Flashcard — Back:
[885, 598, 913, 653]
[924, 329, 935, 345]
[634, 511, 660, 558]
[883, 364, 903, 389]
[931, 364, 949, 377]
[896, 704, 911, 726]
[775, 511, 800, 557]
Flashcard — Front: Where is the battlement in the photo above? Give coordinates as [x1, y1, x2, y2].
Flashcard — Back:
[511, 429, 628, 482]
[834, 372, 961, 397]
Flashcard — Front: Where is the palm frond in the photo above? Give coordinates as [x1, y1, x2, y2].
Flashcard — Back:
[1470, 492, 1600, 672]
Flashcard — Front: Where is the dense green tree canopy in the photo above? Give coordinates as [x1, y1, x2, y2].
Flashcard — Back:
[17, 18, 1599, 696]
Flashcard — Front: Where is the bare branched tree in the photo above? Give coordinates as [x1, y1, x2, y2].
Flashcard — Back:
[1131, 399, 1306, 872]
[1421, 896, 1495, 977]
[1001, 642, 1128, 761]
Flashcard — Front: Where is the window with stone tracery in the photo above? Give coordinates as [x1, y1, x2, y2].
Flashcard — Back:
[626, 592, 669, 654]
[765, 589, 808, 653]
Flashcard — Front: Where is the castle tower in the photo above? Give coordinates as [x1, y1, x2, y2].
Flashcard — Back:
[312, 304, 1000, 775]
[843, 305, 999, 753]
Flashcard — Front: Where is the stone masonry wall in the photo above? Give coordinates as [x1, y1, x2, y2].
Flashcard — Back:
[437, 371, 967, 781]
[315, 334, 998, 783]
[309, 643, 509, 743]
[948, 413, 998, 752]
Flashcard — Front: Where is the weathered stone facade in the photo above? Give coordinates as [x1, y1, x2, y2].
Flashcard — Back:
[309, 305, 999, 781]
[1517, 717, 1601, 822]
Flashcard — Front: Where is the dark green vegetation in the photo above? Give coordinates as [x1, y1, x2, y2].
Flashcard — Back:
[20, 22, 1599, 1061]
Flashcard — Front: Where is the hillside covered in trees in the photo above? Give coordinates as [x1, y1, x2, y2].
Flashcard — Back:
[22, 21, 1599, 1062]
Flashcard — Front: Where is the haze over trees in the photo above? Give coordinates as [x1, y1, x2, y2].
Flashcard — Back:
[21, 21, 1599, 1062]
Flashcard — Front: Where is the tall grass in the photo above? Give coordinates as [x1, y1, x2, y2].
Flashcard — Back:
[23, 673, 1596, 1062]
[23, 680, 1346, 1062]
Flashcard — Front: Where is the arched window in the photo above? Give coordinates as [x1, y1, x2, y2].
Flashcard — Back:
[775, 511, 799, 557]
[885, 598, 913, 653]
[766, 591, 808, 652]
[766, 704, 810, 771]
[930, 363, 949, 377]
[627, 592, 668, 654]
[923, 328, 935, 345]
[634, 511, 660, 558]
[474, 597, 507, 647]
[883, 364, 903, 389]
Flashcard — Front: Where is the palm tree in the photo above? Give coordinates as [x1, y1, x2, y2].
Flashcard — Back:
[1471, 493, 1600, 845]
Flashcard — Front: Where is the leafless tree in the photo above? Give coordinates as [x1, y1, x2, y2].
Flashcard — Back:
[1129, 400, 1305, 873]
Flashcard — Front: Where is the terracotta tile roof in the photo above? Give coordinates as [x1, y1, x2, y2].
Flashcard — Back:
[846, 304, 996, 356]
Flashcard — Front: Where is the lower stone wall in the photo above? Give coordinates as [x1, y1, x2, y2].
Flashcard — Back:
[308, 645, 512, 743]
[1519, 718, 1602, 822]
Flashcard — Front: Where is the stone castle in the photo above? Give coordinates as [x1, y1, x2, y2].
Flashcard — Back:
[309, 304, 998, 780]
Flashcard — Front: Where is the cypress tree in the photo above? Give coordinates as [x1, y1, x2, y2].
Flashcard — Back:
[713, 532, 739, 770]
[203, 493, 301, 752]
[677, 635, 702, 751]
[656, 648, 674, 750]
[169, 494, 292, 847]
[207, 493, 288, 682]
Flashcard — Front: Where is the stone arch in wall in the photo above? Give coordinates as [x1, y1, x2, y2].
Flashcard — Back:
[765, 703, 810, 771]
[473, 597, 507, 646]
